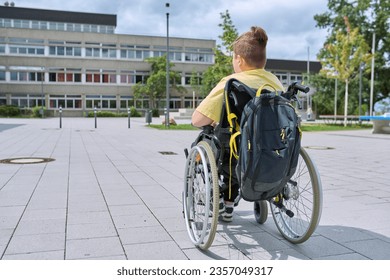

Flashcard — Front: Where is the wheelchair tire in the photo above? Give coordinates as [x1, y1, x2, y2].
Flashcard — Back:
[270, 147, 323, 244]
[183, 141, 219, 250]
[254, 200, 268, 224]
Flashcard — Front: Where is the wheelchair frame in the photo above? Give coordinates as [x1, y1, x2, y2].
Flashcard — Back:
[183, 80, 323, 250]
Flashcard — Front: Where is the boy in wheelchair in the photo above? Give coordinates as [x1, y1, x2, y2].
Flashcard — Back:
[192, 26, 284, 222]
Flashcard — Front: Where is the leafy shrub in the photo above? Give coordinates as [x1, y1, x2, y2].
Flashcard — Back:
[130, 106, 141, 117]
[0, 105, 20, 117]
[152, 108, 160, 117]
[86, 107, 141, 118]
[32, 106, 47, 118]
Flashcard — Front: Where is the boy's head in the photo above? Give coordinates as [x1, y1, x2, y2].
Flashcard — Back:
[232, 26, 268, 71]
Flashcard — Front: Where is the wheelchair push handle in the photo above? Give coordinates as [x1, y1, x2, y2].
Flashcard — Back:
[287, 82, 310, 94]
[282, 82, 310, 110]
[291, 82, 310, 93]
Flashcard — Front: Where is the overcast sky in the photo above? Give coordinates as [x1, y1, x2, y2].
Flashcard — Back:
[11, 0, 330, 61]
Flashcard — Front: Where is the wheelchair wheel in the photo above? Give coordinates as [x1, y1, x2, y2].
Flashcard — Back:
[254, 200, 268, 224]
[183, 141, 219, 250]
[270, 147, 323, 244]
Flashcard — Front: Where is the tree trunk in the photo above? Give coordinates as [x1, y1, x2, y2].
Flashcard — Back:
[343, 79, 349, 127]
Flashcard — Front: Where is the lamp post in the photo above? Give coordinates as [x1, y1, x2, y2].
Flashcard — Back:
[334, 77, 338, 121]
[40, 67, 44, 118]
[359, 63, 364, 118]
[306, 46, 312, 120]
[165, 2, 170, 128]
[369, 32, 375, 116]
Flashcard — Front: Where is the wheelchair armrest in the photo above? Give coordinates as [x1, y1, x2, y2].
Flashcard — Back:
[191, 125, 214, 148]
[201, 125, 214, 134]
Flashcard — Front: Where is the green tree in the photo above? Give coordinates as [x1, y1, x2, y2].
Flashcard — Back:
[320, 17, 372, 126]
[189, 70, 202, 108]
[133, 55, 184, 110]
[314, 0, 390, 111]
[200, 10, 238, 97]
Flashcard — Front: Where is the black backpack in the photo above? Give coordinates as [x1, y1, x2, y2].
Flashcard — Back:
[225, 79, 301, 201]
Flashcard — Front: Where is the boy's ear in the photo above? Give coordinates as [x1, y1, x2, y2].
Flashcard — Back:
[237, 55, 242, 64]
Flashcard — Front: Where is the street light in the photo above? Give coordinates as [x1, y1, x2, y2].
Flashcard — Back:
[40, 67, 44, 118]
[359, 62, 364, 118]
[369, 32, 375, 116]
[165, 2, 170, 128]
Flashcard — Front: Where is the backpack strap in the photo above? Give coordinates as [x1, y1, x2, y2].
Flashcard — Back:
[255, 83, 279, 97]
[224, 80, 239, 199]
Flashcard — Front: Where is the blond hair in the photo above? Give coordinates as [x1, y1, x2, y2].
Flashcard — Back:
[232, 26, 268, 68]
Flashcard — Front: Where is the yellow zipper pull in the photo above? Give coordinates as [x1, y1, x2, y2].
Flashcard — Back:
[280, 128, 286, 140]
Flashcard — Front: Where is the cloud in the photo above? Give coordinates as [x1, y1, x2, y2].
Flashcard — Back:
[11, 0, 329, 59]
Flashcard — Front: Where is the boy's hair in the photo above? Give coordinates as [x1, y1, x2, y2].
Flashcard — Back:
[232, 26, 268, 68]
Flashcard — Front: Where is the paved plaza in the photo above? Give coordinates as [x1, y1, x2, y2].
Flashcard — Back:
[0, 116, 389, 260]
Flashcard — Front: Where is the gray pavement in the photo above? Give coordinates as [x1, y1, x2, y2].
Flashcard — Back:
[0, 116, 389, 260]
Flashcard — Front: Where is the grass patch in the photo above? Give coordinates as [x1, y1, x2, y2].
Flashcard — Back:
[301, 123, 372, 132]
[147, 122, 373, 132]
[147, 124, 198, 130]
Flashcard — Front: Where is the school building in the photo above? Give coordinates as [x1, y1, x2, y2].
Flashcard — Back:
[0, 4, 320, 117]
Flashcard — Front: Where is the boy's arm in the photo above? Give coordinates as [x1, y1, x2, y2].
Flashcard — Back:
[191, 110, 214, 127]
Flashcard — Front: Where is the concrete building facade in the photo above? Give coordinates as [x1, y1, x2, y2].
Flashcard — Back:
[0, 5, 320, 117]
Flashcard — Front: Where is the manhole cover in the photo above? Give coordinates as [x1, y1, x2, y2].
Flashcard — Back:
[159, 151, 177, 155]
[0, 157, 55, 164]
[303, 146, 335, 150]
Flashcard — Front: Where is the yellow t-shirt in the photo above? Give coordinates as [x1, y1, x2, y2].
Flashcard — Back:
[196, 69, 284, 123]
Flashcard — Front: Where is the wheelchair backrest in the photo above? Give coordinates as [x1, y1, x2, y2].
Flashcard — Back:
[219, 79, 256, 129]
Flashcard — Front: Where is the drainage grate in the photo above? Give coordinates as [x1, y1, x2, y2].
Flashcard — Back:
[159, 151, 177, 155]
[0, 157, 55, 164]
[304, 146, 335, 150]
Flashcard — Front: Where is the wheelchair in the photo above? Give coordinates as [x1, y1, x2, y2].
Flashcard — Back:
[183, 79, 323, 250]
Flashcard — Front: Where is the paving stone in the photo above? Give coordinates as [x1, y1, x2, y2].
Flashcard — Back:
[343, 239, 390, 259]
[4, 233, 65, 255]
[66, 222, 117, 240]
[14, 219, 66, 236]
[183, 244, 249, 260]
[118, 226, 172, 245]
[0, 118, 389, 260]
[2, 250, 65, 260]
[123, 240, 188, 260]
[66, 237, 124, 260]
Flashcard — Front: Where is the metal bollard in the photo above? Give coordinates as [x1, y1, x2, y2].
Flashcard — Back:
[127, 107, 131, 128]
[59, 106, 62, 129]
[164, 108, 168, 127]
[94, 106, 97, 128]
[145, 110, 152, 125]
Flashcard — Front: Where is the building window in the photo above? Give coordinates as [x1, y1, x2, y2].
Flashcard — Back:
[48, 68, 81, 83]
[120, 45, 150, 60]
[102, 71, 117, 83]
[120, 71, 136, 84]
[86, 69, 117, 84]
[49, 94, 82, 109]
[290, 73, 303, 83]
[184, 48, 213, 63]
[134, 71, 149, 84]
[184, 72, 202, 85]
[120, 96, 133, 109]
[0, 94, 6, 105]
[7, 37, 45, 56]
[153, 46, 182, 61]
[86, 47, 100, 57]
[11, 94, 44, 108]
[10, 68, 44, 82]
[86, 95, 116, 109]
[49, 41, 81, 57]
